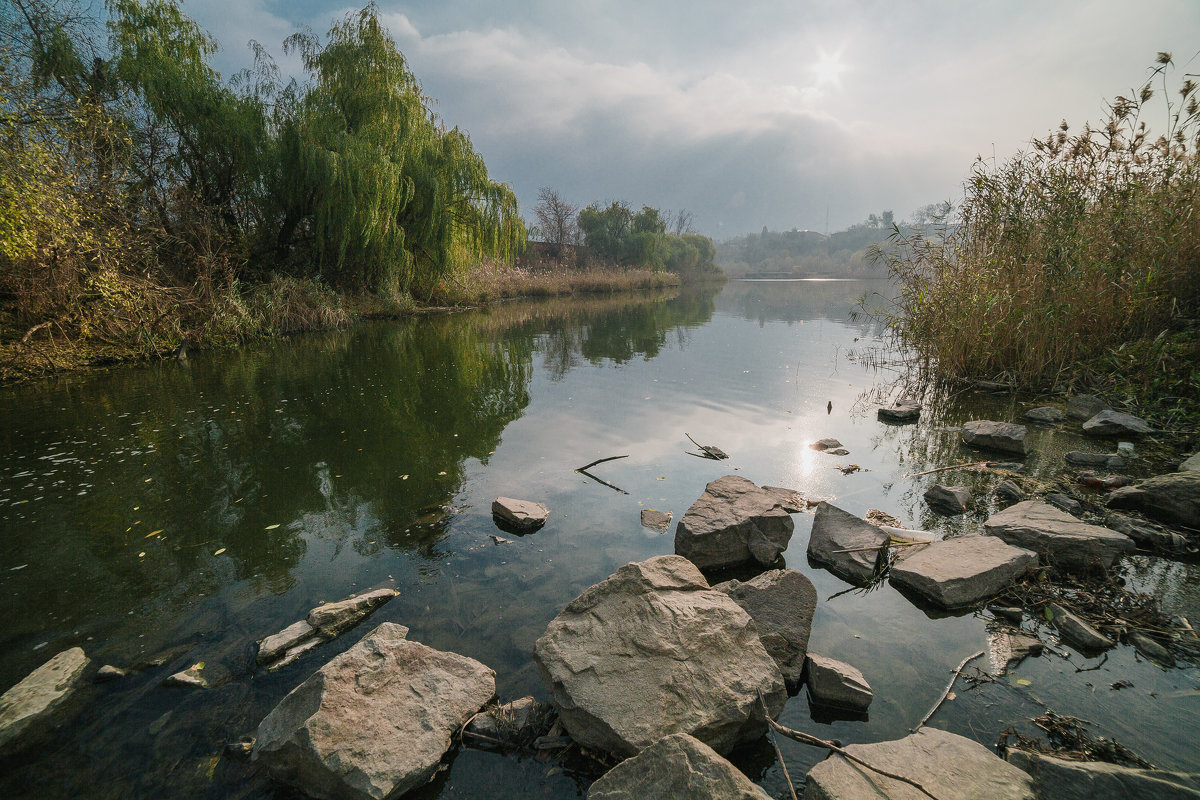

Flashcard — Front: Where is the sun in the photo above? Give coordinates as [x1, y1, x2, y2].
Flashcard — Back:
[812, 51, 846, 87]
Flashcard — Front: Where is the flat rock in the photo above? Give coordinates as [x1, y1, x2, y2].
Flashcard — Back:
[94, 665, 126, 683]
[1107, 472, 1200, 527]
[164, 665, 209, 689]
[889, 536, 1038, 610]
[987, 627, 1045, 673]
[254, 622, 495, 800]
[258, 620, 317, 665]
[807, 502, 890, 585]
[1083, 410, 1153, 437]
[962, 420, 1028, 455]
[924, 484, 971, 515]
[1006, 748, 1200, 800]
[0, 647, 89, 753]
[1182, 452, 1200, 472]
[640, 509, 672, 531]
[804, 654, 872, 712]
[1104, 512, 1192, 553]
[1024, 406, 1065, 423]
[1067, 394, 1110, 421]
[533, 555, 786, 758]
[878, 401, 921, 423]
[465, 696, 545, 744]
[1046, 603, 1114, 652]
[674, 476, 794, 569]
[1065, 450, 1127, 470]
[307, 588, 398, 639]
[810, 438, 843, 451]
[984, 501, 1133, 571]
[1045, 492, 1082, 516]
[492, 497, 550, 531]
[997, 480, 1025, 503]
[762, 486, 806, 513]
[804, 727, 1035, 799]
[713, 569, 817, 684]
[1127, 631, 1174, 667]
[827, 448, 850, 456]
[587, 732, 771, 800]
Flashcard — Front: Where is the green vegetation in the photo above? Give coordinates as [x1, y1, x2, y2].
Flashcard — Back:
[717, 212, 906, 276]
[874, 54, 1199, 417]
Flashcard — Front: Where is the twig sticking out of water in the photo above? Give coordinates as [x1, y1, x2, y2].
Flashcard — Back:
[574, 455, 629, 472]
[912, 650, 985, 732]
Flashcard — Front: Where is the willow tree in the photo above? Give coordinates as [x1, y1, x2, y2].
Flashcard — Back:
[274, 6, 523, 296]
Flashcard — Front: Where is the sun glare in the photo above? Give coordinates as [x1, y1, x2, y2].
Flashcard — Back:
[812, 51, 845, 87]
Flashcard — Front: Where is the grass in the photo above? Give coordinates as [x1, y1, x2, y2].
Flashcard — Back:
[427, 259, 683, 306]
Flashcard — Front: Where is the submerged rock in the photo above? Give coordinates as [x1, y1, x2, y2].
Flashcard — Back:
[588, 732, 771, 800]
[988, 627, 1045, 674]
[1066, 450, 1128, 470]
[464, 696, 547, 745]
[804, 654, 872, 712]
[889, 536, 1038, 610]
[257, 588, 399, 670]
[762, 485, 806, 513]
[492, 497, 550, 531]
[533, 555, 786, 758]
[713, 568, 816, 685]
[163, 664, 209, 689]
[1127, 631, 1174, 667]
[807, 502, 890, 585]
[94, 664, 126, 683]
[1104, 512, 1193, 554]
[810, 438, 843, 451]
[1082, 410, 1153, 437]
[1107, 472, 1200, 527]
[640, 509, 672, 531]
[1025, 406, 1065, 423]
[1067, 394, 1110, 421]
[878, 401, 921, 423]
[997, 480, 1026, 503]
[1006, 748, 1200, 800]
[254, 622, 495, 800]
[984, 500, 1134, 571]
[924, 484, 971, 515]
[257, 620, 316, 666]
[0, 647, 89, 753]
[961, 420, 1028, 455]
[1046, 603, 1114, 652]
[1045, 492, 1083, 516]
[804, 727, 1035, 799]
[674, 475, 793, 569]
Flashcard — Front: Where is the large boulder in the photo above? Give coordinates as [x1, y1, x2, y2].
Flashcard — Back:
[253, 622, 495, 800]
[807, 502, 890, 585]
[0, 647, 89, 753]
[713, 569, 817, 685]
[889, 536, 1038, 609]
[533, 556, 786, 758]
[961, 420, 1028, 455]
[1006, 749, 1200, 799]
[674, 476, 794, 569]
[803, 727, 1035, 799]
[588, 733, 771, 800]
[984, 500, 1134, 571]
[1107, 472, 1200, 527]
[1082, 410, 1153, 437]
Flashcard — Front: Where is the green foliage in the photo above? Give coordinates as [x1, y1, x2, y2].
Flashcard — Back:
[576, 200, 717, 277]
[717, 215, 895, 276]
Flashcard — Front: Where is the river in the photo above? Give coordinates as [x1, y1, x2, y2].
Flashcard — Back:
[1, 278, 1197, 798]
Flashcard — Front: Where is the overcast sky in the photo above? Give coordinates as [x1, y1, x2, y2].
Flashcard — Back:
[187, 1, 1199, 238]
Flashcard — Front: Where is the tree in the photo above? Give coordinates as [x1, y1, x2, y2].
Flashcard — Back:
[532, 186, 578, 266]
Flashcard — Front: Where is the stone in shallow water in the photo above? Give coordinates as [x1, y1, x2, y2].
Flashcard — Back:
[923, 484, 971, 515]
[804, 654, 872, 712]
[308, 588, 399, 639]
[492, 497, 550, 531]
[1067, 394, 1110, 421]
[713, 568, 816, 685]
[1082, 410, 1153, 437]
[1046, 603, 1114, 652]
[1107, 472, 1200, 527]
[0, 647, 89, 753]
[257, 620, 316, 665]
[987, 626, 1045, 674]
[587, 733, 772, 800]
[996, 480, 1025, 503]
[674, 475, 793, 569]
[1024, 406, 1065, 423]
[810, 438, 843, 451]
[640, 508, 672, 530]
[1065, 450, 1127, 470]
[878, 401, 921, 423]
[1006, 748, 1200, 800]
[762, 485, 806, 513]
[984, 500, 1133, 571]
[961, 420, 1028, 455]
[889, 536, 1038, 610]
[807, 502, 889, 585]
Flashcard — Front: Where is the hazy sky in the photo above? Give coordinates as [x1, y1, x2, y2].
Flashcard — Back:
[187, 1, 1199, 238]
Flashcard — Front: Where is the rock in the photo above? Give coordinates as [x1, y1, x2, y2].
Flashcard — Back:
[1006, 748, 1200, 800]
[807, 502, 890, 585]
[94, 665, 126, 683]
[254, 622, 495, 800]
[923, 484, 971, 515]
[1104, 512, 1193, 553]
[804, 654, 872, 712]
[984, 501, 1134, 571]
[1127, 631, 1174, 667]
[163, 665, 209, 689]
[1046, 603, 1114, 652]
[762, 486, 806, 513]
[1025, 406, 1065, 423]
[1107, 472, 1200, 527]
[1067, 394, 1110, 421]
[588, 732, 772, 800]
[988, 627, 1044, 673]
[465, 696, 546, 744]
[805, 727, 1035, 799]
[988, 604, 1025, 623]
[988, 461, 1026, 472]
[997, 480, 1025, 503]
[640, 509, 672, 530]
[532, 556, 786, 758]
[810, 438, 843, 451]
[961, 420, 1028, 455]
[1077, 472, 1133, 491]
[1083, 410, 1154, 437]
[258, 620, 316, 665]
[827, 448, 850, 456]
[489, 534, 510, 545]
[674, 476, 794, 570]
[269, 638, 323, 672]
[1065, 450, 1127, 470]
[878, 401, 921, 423]
[865, 509, 903, 528]
[491, 497, 550, 531]
[1045, 492, 1082, 516]
[307, 588, 398, 639]
[1182, 452, 1200, 472]
[0, 647, 89, 753]
[889, 536, 1038, 610]
[225, 737, 255, 760]
[713, 569, 817, 685]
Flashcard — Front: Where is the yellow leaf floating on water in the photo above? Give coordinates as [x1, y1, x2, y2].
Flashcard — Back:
[191, 661, 205, 671]
[947, 691, 956, 701]
[1016, 678, 1032, 686]
[401, 475, 409, 480]
[265, 524, 280, 530]
[145, 529, 163, 538]
[138, 552, 146, 557]
[213, 547, 226, 556]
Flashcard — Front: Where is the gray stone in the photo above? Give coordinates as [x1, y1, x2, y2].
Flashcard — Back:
[889, 536, 1038, 610]
[1104, 512, 1192, 553]
[674, 476, 794, 569]
[94, 665, 126, 683]
[827, 448, 850, 456]
[713, 569, 817, 684]
[1127, 631, 1174, 667]
[269, 638, 324, 672]
[878, 401, 921, 423]
[1006, 748, 1200, 800]
[640, 509, 672, 531]
[1083, 410, 1154, 437]
[997, 480, 1025, 503]
[1065, 450, 1127, 470]
[588, 733, 772, 800]
[962, 420, 1028, 455]
[163, 665, 209, 689]
[0, 647, 89, 753]
[1045, 492, 1082, 516]
[1067, 394, 1110, 421]
[1108, 472, 1200, 527]
[1182, 452, 1200, 472]
[1046, 603, 1114, 652]
[306, 588, 398, 640]
[1025, 406, 1065, 423]
[492, 497, 550, 531]
[984, 501, 1134, 571]
[807, 502, 890, 585]
[810, 438, 843, 451]
[465, 696, 544, 743]
[762, 486, 806, 513]
[533, 556, 786, 758]
[258, 619, 316, 665]
[804, 727, 1035, 800]
[924, 484, 971, 515]
[987, 627, 1045, 673]
[254, 622, 495, 800]
[1117, 441, 1137, 458]
[804, 654, 872, 712]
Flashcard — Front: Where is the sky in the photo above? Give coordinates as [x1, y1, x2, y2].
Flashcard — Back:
[185, 0, 1200, 239]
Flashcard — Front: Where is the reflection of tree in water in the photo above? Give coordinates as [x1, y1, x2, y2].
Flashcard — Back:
[717, 278, 889, 336]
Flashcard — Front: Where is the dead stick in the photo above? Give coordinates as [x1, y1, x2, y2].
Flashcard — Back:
[906, 461, 988, 478]
[912, 650, 984, 732]
[759, 698, 939, 800]
[767, 726, 798, 800]
[575, 454, 629, 472]
[685, 432, 704, 449]
[577, 469, 629, 495]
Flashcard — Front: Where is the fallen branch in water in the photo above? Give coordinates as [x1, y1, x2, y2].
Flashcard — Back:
[577, 469, 629, 495]
[685, 432, 729, 460]
[912, 650, 985, 732]
[574, 454, 629, 472]
[906, 461, 988, 478]
[831, 541, 930, 554]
